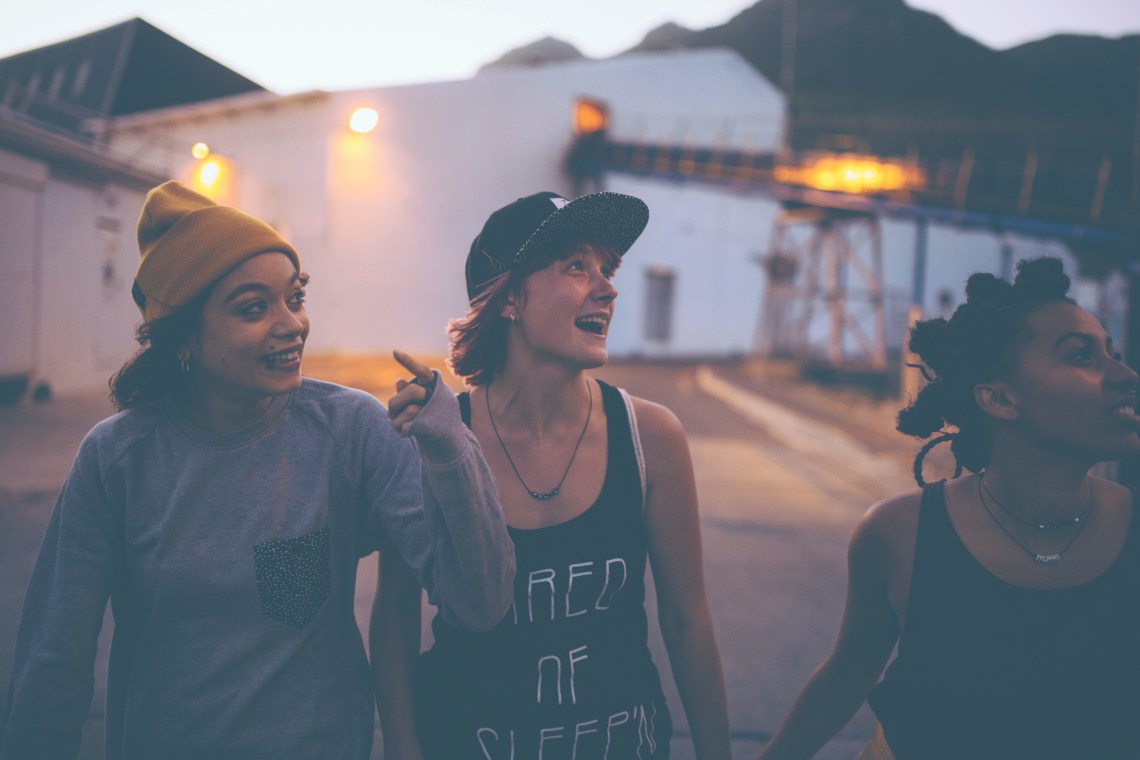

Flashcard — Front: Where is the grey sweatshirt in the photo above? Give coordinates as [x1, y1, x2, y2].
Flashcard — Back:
[1, 377, 513, 760]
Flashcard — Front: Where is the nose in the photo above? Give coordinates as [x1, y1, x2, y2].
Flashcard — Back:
[593, 274, 618, 303]
[1109, 354, 1139, 389]
[273, 303, 308, 339]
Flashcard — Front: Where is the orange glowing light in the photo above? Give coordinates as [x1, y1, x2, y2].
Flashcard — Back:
[349, 107, 379, 134]
[573, 99, 609, 135]
[191, 142, 210, 159]
[189, 155, 235, 201]
[775, 154, 923, 194]
[197, 158, 221, 188]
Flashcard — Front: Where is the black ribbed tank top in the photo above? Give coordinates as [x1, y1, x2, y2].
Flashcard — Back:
[413, 380, 671, 759]
[868, 480, 1140, 759]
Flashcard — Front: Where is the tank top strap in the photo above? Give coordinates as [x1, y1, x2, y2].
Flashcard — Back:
[901, 480, 964, 639]
[1113, 484, 1140, 579]
[595, 379, 643, 515]
[458, 390, 472, 428]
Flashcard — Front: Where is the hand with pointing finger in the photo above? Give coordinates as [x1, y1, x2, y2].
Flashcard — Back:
[388, 350, 439, 437]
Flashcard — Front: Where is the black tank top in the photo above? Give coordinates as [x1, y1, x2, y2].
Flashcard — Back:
[414, 380, 671, 759]
[868, 481, 1140, 759]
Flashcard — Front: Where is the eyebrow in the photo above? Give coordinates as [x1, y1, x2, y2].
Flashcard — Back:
[1053, 331, 1110, 350]
[222, 274, 300, 304]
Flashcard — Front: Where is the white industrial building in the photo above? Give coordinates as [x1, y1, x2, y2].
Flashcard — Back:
[105, 48, 787, 360]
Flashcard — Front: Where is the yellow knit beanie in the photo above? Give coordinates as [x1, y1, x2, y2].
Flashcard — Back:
[134, 180, 300, 322]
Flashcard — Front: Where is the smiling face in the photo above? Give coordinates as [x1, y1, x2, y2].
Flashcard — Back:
[182, 251, 309, 419]
[990, 301, 1140, 462]
[509, 244, 619, 371]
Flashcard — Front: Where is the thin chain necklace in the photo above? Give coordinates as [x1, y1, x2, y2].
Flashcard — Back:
[980, 474, 1090, 531]
[485, 380, 592, 501]
[977, 476, 1092, 564]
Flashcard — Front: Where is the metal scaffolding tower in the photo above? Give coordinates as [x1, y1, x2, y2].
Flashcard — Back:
[756, 206, 886, 369]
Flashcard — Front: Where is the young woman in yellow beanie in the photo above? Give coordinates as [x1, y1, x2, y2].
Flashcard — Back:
[0, 181, 514, 759]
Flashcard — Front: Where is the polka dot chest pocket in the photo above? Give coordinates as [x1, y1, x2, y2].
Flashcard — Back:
[253, 528, 331, 629]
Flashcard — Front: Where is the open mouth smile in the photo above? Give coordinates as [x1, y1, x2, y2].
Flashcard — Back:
[575, 314, 609, 336]
[262, 347, 302, 370]
[1109, 399, 1140, 426]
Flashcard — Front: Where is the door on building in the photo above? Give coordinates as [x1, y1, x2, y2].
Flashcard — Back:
[0, 179, 37, 402]
[644, 266, 676, 344]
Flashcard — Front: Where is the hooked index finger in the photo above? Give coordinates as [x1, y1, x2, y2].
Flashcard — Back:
[393, 350, 435, 384]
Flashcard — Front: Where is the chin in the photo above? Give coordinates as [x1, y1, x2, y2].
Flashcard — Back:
[579, 347, 609, 369]
[264, 375, 303, 395]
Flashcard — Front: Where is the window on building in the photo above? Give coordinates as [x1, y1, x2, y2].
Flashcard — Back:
[643, 266, 676, 342]
[72, 60, 91, 96]
[49, 66, 65, 98]
[22, 72, 40, 110]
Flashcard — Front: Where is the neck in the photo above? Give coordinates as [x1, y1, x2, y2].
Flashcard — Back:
[177, 382, 274, 433]
[485, 364, 591, 435]
[983, 448, 1094, 523]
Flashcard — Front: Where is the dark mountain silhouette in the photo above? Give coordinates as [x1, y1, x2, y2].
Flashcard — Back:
[480, 36, 585, 71]
[486, 0, 1138, 168]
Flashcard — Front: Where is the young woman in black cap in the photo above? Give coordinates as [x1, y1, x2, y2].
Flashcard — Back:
[375, 191, 731, 758]
[1, 181, 514, 760]
[757, 257, 1140, 759]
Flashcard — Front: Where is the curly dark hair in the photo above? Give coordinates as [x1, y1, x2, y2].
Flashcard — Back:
[898, 257, 1075, 485]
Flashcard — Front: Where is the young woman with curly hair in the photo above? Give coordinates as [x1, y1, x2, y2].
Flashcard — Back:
[758, 257, 1140, 760]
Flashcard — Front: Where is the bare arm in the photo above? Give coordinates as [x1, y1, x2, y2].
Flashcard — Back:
[756, 496, 914, 760]
[371, 551, 425, 760]
[638, 398, 732, 760]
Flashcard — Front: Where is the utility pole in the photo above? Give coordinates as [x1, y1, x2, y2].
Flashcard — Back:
[780, 0, 797, 158]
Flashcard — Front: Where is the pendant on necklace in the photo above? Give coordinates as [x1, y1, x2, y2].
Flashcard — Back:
[1034, 553, 1062, 564]
[530, 487, 560, 501]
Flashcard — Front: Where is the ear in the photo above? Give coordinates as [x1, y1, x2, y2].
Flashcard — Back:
[974, 381, 1019, 421]
[500, 297, 518, 321]
[178, 335, 199, 363]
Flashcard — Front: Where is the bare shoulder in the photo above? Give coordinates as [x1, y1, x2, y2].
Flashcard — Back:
[1093, 474, 1135, 506]
[626, 394, 682, 430]
[849, 489, 923, 574]
[1091, 475, 1136, 530]
[623, 395, 693, 494]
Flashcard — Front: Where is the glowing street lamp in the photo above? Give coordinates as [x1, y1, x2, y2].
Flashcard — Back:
[349, 107, 379, 134]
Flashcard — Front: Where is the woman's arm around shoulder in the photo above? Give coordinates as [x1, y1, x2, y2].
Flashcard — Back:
[633, 395, 732, 760]
[383, 352, 515, 632]
[756, 490, 921, 760]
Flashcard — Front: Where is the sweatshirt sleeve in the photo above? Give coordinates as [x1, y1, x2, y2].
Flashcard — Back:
[1, 435, 118, 760]
[362, 377, 514, 632]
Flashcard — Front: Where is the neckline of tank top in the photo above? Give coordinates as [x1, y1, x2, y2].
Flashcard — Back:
[935, 480, 1138, 594]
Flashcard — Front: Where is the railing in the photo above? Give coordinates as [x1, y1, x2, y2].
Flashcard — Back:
[567, 132, 1139, 245]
